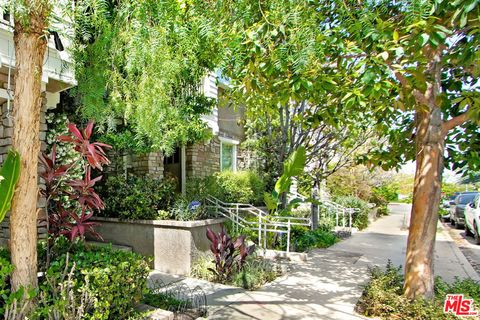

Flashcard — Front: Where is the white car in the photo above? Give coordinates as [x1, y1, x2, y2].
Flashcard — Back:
[464, 194, 480, 244]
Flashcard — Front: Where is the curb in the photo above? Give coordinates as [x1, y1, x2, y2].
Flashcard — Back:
[439, 223, 480, 281]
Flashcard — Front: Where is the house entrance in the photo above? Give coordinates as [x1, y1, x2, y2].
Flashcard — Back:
[164, 147, 182, 192]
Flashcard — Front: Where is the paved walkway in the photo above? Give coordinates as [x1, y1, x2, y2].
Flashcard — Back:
[149, 203, 479, 319]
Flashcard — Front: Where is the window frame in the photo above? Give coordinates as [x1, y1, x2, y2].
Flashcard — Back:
[219, 137, 239, 172]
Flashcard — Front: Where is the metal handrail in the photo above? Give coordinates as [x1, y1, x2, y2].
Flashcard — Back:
[287, 191, 355, 230]
[205, 195, 310, 252]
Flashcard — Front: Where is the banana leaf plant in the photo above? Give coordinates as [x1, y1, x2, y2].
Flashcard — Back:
[264, 146, 306, 215]
[0, 150, 20, 223]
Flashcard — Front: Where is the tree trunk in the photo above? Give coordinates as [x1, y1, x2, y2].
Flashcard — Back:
[404, 105, 444, 300]
[311, 183, 319, 230]
[10, 17, 48, 291]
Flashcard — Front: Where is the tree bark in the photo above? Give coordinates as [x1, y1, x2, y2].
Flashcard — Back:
[10, 14, 48, 291]
[404, 91, 444, 299]
[311, 182, 319, 230]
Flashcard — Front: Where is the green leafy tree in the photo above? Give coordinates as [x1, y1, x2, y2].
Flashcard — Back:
[332, 0, 480, 299]
[73, 0, 222, 154]
[215, 0, 480, 299]
[216, 0, 377, 191]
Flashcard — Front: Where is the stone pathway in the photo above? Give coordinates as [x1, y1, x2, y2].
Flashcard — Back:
[149, 203, 479, 319]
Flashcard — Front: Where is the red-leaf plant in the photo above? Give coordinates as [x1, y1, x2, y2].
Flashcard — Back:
[40, 121, 111, 245]
[206, 227, 255, 283]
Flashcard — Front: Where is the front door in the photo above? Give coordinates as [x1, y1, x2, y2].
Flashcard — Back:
[164, 147, 182, 192]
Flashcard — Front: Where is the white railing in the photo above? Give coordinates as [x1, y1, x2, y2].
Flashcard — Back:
[288, 190, 356, 229]
[205, 192, 356, 252]
[205, 196, 310, 253]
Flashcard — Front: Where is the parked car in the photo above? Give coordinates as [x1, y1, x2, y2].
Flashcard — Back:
[450, 192, 479, 228]
[442, 194, 458, 209]
[464, 194, 480, 244]
[441, 194, 458, 221]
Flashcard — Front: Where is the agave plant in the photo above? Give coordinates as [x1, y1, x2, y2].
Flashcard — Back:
[206, 227, 255, 282]
[0, 150, 20, 223]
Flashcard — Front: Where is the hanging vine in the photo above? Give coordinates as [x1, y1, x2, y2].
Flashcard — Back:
[72, 0, 222, 155]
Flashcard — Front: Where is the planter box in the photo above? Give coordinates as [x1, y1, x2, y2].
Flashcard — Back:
[90, 217, 227, 275]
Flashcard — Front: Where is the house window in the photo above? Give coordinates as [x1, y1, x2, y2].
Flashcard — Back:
[221, 142, 237, 171]
[2, 10, 11, 24]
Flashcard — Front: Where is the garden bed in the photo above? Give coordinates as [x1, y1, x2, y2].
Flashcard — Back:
[90, 217, 227, 275]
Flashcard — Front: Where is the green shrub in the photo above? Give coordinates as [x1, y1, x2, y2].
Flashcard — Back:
[1, 242, 150, 319]
[191, 254, 279, 290]
[376, 205, 389, 216]
[334, 196, 370, 230]
[215, 170, 266, 205]
[169, 197, 211, 221]
[185, 175, 217, 203]
[42, 241, 151, 319]
[232, 257, 278, 290]
[186, 171, 265, 205]
[98, 175, 177, 220]
[143, 291, 190, 311]
[292, 227, 338, 252]
[356, 261, 480, 319]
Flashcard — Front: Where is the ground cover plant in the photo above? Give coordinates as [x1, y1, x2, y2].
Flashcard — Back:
[356, 261, 480, 319]
[1, 239, 151, 319]
[143, 291, 191, 313]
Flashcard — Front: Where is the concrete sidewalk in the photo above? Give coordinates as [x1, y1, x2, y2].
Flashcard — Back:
[332, 203, 479, 282]
[149, 203, 479, 319]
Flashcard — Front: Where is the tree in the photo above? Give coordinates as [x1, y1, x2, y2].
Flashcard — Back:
[72, 0, 222, 155]
[216, 0, 376, 191]
[332, 0, 480, 299]
[8, 0, 52, 291]
[242, 99, 376, 190]
[215, 0, 480, 299]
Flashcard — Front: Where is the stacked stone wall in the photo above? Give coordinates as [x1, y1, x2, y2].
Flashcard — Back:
[186, 137, 220, 178]
[130, 152, 164, 179]
[0, 92, 50, 246]
[105, 151, 165, 180]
